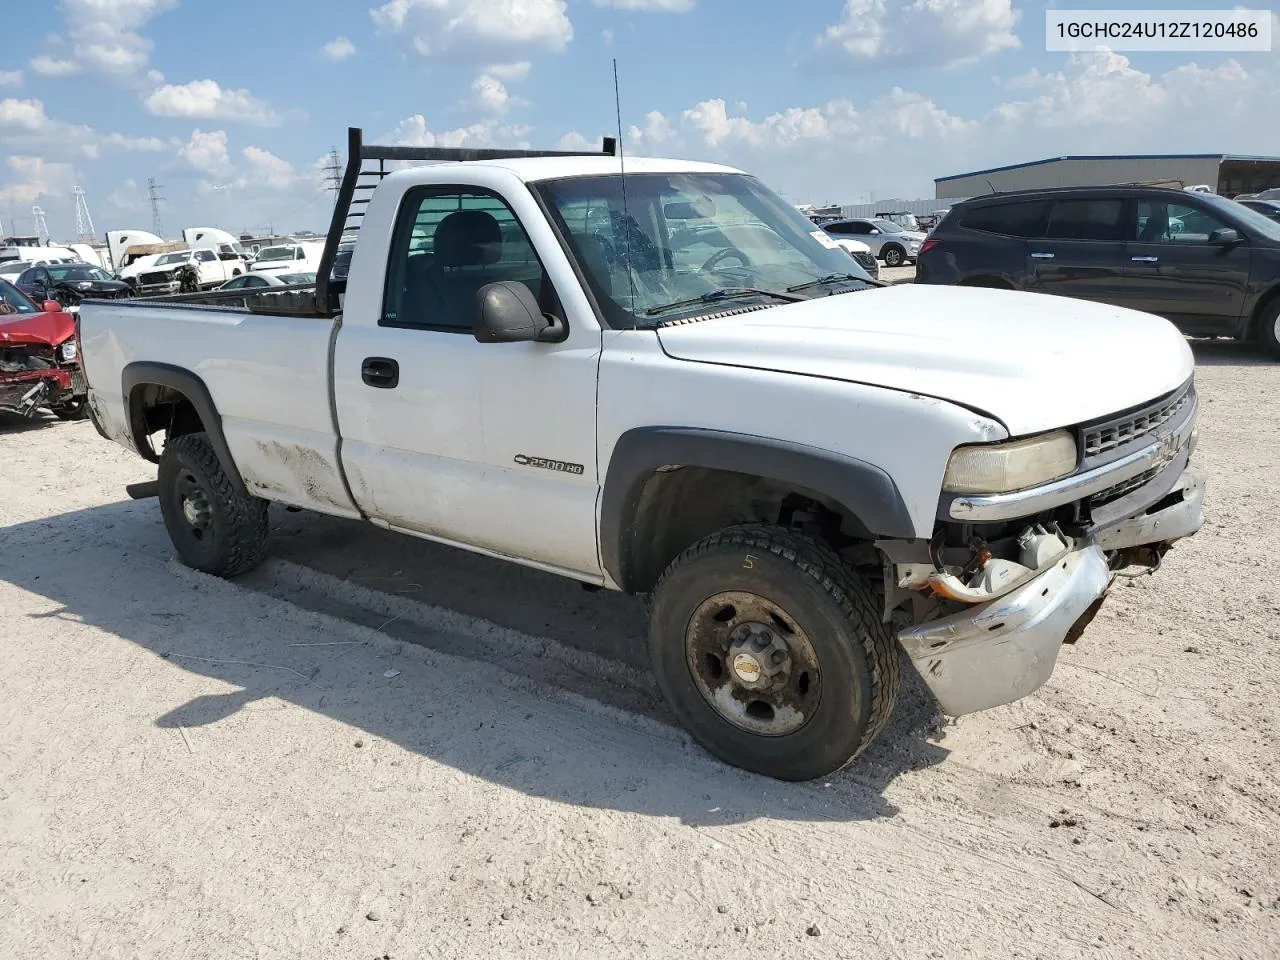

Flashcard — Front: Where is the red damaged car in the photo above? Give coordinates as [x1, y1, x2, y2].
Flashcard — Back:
[0, 278, 88, 420]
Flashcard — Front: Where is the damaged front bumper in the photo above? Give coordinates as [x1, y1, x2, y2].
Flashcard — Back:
[898, 463, 1206, 716]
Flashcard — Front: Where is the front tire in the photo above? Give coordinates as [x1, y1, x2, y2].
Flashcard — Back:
[158, 431, 269, 577]
[882, 245, 906, 268]
[648, 525, 900, 781]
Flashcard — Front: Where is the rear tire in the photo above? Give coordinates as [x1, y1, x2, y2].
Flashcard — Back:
[1259, 299, 1280, 360]
[882, 245, 906, 267]
[158, 431, 269, 577]
[648, 524, 900, 781]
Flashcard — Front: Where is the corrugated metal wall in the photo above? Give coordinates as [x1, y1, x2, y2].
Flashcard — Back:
[839, 197, 970, 219]
[935, 157, 1223, 198]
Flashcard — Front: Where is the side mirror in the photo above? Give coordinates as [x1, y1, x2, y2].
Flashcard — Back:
[42, 299, 62, 313]
[474, 281, 566, 344]
[869, 228, 880, 235]
[1209, 227, 1241, 246]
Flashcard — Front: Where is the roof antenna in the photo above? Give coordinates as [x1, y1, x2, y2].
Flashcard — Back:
[986, 178, 998, 195]
[613, 57, 638, 325]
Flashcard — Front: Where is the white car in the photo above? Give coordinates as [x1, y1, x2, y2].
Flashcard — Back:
[821, 217, 928, 267]
[249, 243, 324, 274]
[80, 131, 1204, 782]
[217, 272, 316, 290]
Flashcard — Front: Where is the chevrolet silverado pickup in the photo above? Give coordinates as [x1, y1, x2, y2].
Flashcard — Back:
[78, 128, 1206, 781]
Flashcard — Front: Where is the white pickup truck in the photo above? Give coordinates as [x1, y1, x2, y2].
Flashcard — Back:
[79, 128, 1205, 781]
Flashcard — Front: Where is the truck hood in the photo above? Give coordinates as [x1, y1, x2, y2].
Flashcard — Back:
[0, 310, 75, 347]
[655, 284, 1194, 436]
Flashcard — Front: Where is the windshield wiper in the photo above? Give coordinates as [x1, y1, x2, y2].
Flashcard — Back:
[645, 287, 804, 317]
[786, 273, 884, 293]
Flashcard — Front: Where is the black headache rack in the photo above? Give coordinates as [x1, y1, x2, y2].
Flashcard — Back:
[125, 126, 618, 317]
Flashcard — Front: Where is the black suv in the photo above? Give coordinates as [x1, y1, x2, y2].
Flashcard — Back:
[916, 186, 1280, 358]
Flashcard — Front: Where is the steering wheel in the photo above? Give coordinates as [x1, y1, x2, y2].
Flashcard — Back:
[700, 246, 751, 273]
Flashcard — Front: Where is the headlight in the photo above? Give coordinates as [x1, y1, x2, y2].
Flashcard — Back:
[59, 339, 78, 362]
[943, 430, 1077, 494]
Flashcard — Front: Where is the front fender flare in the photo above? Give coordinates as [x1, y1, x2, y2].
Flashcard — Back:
[600, 427, 916, 591]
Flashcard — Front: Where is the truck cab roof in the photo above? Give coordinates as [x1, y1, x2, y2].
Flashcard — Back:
[385, 155, 743, 185]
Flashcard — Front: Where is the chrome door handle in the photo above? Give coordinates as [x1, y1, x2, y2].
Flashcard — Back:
[1130, 256, 1159, 263]
[1030, 252, 1055, 259]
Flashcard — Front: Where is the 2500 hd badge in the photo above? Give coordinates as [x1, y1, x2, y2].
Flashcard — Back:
[513, 454, 585, 476]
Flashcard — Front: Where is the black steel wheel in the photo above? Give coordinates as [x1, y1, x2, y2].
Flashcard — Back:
[649, 524, 900, 781]
[158, 431, 269, 577]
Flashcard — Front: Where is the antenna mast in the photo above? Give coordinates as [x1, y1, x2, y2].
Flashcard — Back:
[73, 185, 96, 243]
[31, 205, 50, 244]
[147, 177, 166, 237]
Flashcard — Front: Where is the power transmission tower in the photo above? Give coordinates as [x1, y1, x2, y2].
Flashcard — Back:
[31, 205, 50, 244]
[147, 177, 166, 237]
[73, 185, 97, 243]
[323, 147, 342, 206]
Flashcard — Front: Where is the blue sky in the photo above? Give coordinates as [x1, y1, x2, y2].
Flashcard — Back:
[2, 0, 1278, 241]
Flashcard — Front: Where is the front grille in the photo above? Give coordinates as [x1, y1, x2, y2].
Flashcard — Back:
[1091, 466, 1160, 507]
[139, 271, 174, 286]
[853, 252, 877, 272]
[1081, 382, 1193, 458]
[71, 369, 87, 394]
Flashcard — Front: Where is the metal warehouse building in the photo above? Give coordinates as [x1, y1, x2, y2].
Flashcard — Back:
[935, 154, 1280, 199]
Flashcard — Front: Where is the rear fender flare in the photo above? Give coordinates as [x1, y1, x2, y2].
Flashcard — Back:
[121, 361, 246, 495]
[600, 427, 916, 592]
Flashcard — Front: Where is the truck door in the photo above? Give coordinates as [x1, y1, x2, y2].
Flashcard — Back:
[332, 183, 603, 580]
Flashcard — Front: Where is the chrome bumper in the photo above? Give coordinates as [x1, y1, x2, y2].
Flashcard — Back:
[1095, 464, 1205, 551]
[898, 543, 1111, 715]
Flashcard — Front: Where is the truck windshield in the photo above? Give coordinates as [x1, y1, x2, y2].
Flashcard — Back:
[256, 247, 296, 261]
[534, 172, 874, 327]
[154, 253, 190, 266]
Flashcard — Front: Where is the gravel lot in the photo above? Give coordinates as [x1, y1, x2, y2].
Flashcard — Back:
[1, 339, 1277, 959]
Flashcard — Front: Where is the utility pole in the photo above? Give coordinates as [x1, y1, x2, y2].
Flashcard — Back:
[73, 185, 97, 243]
[147, 177, 166, 237]
[323, 147, 342, 206]
[31, 205, 50, 244]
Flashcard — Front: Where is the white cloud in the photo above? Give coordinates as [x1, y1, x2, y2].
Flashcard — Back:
[626, 110, 677, 149]
[29, 0, 176, 78]
[371, 0, 572, 58]
[321, 36, 356, 61]
[684, 98, 858, 149]
[819, 0, 1019, 68]
[591, 0, 693, 10]
[0, 155, 76, 207]
[468, 73, 528, 113]
[602, 29, 614, 46]
[385, 114, 534, 152]
[29, 56, 80, 77]
[485, 61, 531, 80]
[555, 131, 599, 151]
[0, 70, 22, 85]
[179, 129, 231, 175]
[144, 79, 280, 125]
[240, 146, 295, 189]
[1, 96, 173, 160]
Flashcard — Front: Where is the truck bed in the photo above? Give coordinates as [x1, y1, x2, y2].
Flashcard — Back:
[79, 297, 360, 517]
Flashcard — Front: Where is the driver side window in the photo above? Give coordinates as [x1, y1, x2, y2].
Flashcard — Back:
[382, 186, 550, 332]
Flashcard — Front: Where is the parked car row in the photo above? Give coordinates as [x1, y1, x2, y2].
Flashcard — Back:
[916, 185, 1280, 358]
